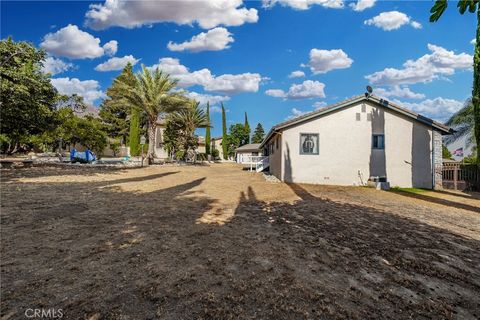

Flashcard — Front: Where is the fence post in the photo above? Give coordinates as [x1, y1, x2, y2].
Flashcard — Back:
[453, 164, 458, 190]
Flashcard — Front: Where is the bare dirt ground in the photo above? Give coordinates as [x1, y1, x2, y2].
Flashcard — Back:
[1, 163, 479, 319]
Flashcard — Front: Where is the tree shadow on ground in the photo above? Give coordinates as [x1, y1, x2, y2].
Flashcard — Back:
[389, 189, 480, 213]
[1, 169, 480, 319]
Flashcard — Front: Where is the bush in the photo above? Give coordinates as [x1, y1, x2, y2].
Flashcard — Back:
[211, 149, 219, 158]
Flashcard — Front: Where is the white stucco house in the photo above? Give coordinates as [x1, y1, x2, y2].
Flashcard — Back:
[259, 95, 452, 189]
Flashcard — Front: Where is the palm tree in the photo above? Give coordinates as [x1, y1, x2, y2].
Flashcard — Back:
[430, 0, 479, 161]
[445, 98, 475, 146]
[170, 100, 210, 160]
[115, 64, 186, 163]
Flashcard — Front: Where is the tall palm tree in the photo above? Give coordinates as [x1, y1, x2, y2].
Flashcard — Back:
[115, 64, 186, 163]
[430, 0, 479, 161]
[445, 98, 474, 146]
[170, 100, 210, 159]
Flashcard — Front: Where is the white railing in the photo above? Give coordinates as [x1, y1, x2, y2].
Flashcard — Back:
[255, 156, 269, 172]
[236, 155, 269, 172]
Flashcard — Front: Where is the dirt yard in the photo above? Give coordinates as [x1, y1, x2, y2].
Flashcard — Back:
[1, 163, 479, 319]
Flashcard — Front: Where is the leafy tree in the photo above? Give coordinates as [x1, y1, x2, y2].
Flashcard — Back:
[99, 62, 137, 142]
[442, 144, 452, 159]
[170, 100, 209, 160]
[74, 116, 108, 155]
[114, 65, 187, 163]
[205, 102, 211, 155]
[129, 108, 141, 156]
[252, 123, 265, 143]
[430, 0, 479, 162]
[226, 123, 250, 157]
[163, 117, 183, 159]
[0, 38, 58, 154]
[244, 111, 250, 144]
[221, 103, 228, 160]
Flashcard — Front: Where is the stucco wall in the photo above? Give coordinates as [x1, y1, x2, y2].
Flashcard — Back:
[268, 134, 283, 179]
[273, 101, 434, 188]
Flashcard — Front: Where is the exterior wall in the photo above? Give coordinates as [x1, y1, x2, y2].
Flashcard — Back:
[433, 130, 443, 190]
[273, 101, 434, 188]
[212, 138, 224, 159]
[154, 126, 168, 159]
[268, 134, 283, 179]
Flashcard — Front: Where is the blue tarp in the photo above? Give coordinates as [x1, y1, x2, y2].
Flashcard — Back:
[70, 148, 96, 163]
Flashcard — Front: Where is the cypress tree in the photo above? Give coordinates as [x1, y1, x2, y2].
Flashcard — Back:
[221, 103, 228, 160]
[205, 102, 211, 155]
[129, 108, 141, 156]
[244, 111, 250, 144]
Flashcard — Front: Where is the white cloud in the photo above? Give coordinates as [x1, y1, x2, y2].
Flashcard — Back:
[265, 89, 287, 98]
[167, 27, 234, 52]
[375, 86, 425, 99]
[85, 0, 258, 30]
[393, 97, 463, 122]
[364, 11, 421, 31]
[51, 77, 106, 105]
[349, 0, 375, 11]
[365, 44, 473, 85]
[313, 101, 327, 109]
[263, 0, 344, 10]
[41, 57, 73, 75]
[307, 48, 353, 74]
[95, 55, 139, 72]
[471, 38, 477, 45]
[40, 24, 117, 59]
[103, 40, 118, 56]
[288, 70, 305, 78]
[186, 91, 230, 106]
[150, 57, 262, 94]
[266, 80, 326, 100]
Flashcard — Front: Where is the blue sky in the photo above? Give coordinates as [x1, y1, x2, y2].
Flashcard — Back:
[1, 0, 476, 136]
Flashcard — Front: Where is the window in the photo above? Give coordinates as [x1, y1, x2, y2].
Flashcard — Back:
[276, 137, 279, 149]
[372, 134, 385, 149]
[299, 133, 319, 155]
[356, 113, 361, 121]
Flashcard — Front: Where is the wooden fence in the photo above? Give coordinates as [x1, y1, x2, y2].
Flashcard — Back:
[442, 162, 480, 191]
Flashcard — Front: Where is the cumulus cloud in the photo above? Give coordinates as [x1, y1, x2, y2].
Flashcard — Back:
[313, 101, 327, 109]
[167, 27, 234, 52]
[103, 40, 118, 56]
[266, 80, 326, 100]
[393, 97, 463, 122]
[288, 70, 305, 78]
[186, 92, 230, 106]
[51, 77, 106, 105]
[95, 55, 139, 71]
[472, 38, 477, 45]
[364, 11, 421, 31]
[349, 0, 375, 11]
[365, 44, 473, 85]
[263, 0, 344, 10]
[40, 24, 117, 59]
[41, 56, 73, 75]
[375, 86, 425, 99]
[306, 48, 353, 74]
[150, 57, 262, 94]
[85, 0, 258, 30]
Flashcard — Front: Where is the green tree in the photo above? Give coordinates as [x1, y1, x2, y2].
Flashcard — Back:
[252, 123, 265, 143]
[442, 144, 452, 159]
[115, 65, 186, 163]
[221, 103, 228, 160]
[0, 38, 58, 154]
[430, 0, 479, 162]
[129, 108, 141, 156]
[205, 102, 211, 155]
[244, 111, 250, 144]
[100, 62, 137, 142]
[170, 100, 209, 160]
[226, 123, 250, 157]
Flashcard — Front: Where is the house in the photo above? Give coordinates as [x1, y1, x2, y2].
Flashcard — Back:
[211, 137, 224, 159]
[235, 143, 262, 163]
[259, 95, 453, 189]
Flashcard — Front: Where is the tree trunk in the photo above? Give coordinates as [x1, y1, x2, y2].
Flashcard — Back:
[146, 119, 157, 164]
[474, 9, 480, 163]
